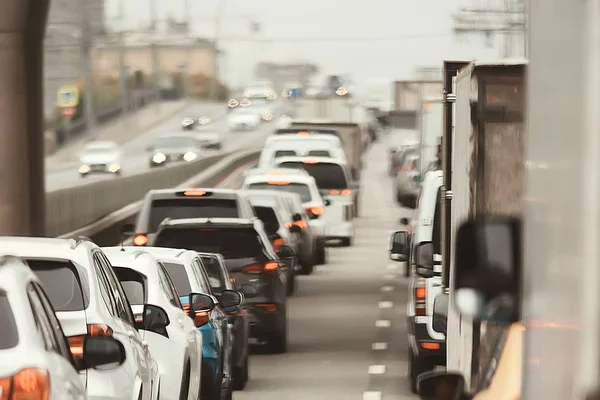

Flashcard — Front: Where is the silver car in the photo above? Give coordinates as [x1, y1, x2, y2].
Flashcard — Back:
[194, 129, 225, 150]
[147, 134, 203, 167]
[78, 140, 122, 177]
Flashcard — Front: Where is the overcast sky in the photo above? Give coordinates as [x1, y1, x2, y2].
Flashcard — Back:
[105, 0, 519, 89]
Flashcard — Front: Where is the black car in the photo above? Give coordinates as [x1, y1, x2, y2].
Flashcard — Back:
[198, 252, 250, 390]
[129, 188, 257, 247]
[150, 217, 293, 354]
[147, 134, 203, 168]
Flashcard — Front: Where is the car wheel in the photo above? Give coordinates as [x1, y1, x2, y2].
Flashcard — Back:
[215, 143, 222, 150]
[286, 266, 296, 295]
[408, 348, 430, 394]
[340, 237, 353, 247]
[232, 353, 249, 390]
[80, 173, 87, 178]
[267, 320, 287, 354]
[315, 241, 327, 265]
[201, 363, 222, 400]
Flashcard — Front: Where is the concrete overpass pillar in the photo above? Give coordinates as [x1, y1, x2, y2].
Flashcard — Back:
[0, 0, 50, 236]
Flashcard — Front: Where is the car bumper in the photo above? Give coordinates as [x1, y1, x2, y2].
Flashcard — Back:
[246, 304, 285, 340]
[326, 221, 353, 240]
[407, 316, 446, 363]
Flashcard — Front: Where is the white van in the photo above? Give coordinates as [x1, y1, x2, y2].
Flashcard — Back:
[390, 169, 445, 393]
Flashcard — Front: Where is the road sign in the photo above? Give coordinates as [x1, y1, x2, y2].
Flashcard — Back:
[60, 106, 77, 120]
[57, 85, 79, 108]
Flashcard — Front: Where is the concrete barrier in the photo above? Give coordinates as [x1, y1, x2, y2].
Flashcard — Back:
[55, 149, 260, 245]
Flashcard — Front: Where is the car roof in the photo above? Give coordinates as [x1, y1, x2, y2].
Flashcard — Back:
[83, 140, 118, 149]
[158, 217, 256, 229]
[243, 172, 317, 185]
[245, 167, 309, 177]
[0, 237, 95, 267]
[0, 255, 41, 293]
[101, 248, 157, 277]
[273, 156, 349, 167]
[265, 135, 341, 147]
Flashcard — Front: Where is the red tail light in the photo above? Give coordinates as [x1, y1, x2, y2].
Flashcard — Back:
[403, 160, 415, 171]
[272, 238, 285, 252]
[414, 279, 427, 317]
[133, 234, 147, 246]
[242, 261, 279, 275]
[306, 206, 324, 216]
[0, 368, 49, 400]
[68, 324, 114, 361]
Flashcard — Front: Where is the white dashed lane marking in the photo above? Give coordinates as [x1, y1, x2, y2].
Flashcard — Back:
[368, 365, 386, 375]
[381, 286, 394, 292]
[372, 342, 388, 351]
[383, 274, 395, 280]
[363, 391, 382, 400]
[375, 320, 391, 328]
[378, 301, 393, 309]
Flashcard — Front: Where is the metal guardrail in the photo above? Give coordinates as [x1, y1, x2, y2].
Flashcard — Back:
[54, 149, 261, 246]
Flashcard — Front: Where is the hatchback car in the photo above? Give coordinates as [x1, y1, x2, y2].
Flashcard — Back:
[0, 237, 160, 400]
[149, 218, 293, 354]
[129, 188, 257, 247]
[78, 140, 122, 177]
[0, 255, 127, 400]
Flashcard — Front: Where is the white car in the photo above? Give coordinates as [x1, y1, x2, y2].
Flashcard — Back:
[0, 237, 160, 400]
[194, 129, 225, 150]
[79, 140, 122, 177]
[273, 156, 357, 247]
[241, 169, 329, 264]
[0, 255, 127, 400]
[264, 134, 342, 149]
[228, 108, 261, 131]
[258, 140, 346, 169]
[103, 247, 204, 400]
[135, 247, 240, 400]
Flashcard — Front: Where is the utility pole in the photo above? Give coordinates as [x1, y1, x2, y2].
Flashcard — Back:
[150, 0, 161, 103]
[209, 0, 226, 102]
[81, 0, 96, 135]
[118, 0, 128, 114]
[452, 0, 526, 58]
[183, 0, 190, 98]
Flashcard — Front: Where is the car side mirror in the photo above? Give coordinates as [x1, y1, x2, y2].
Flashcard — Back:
[417, 371, 467, 399]
[135, 304, 170, 335]
[389, 231, 408, 262]
[453, 216, 521, 323]
[79, 336, 127, 371]
[277, 244, 296, 259]
[415, 241, 434, 278]
[219, 289, 242, 308]
[189, 292, 216, 327]
[240, 284, 258, 298]
[433, 293, 449, 334]
[292, 213, 302, 222]
[324, 199, 332, 206]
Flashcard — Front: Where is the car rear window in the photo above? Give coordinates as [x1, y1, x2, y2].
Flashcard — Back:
[149, 198, 239, 232]
[28, 260, 88, 312]
[155, 228, 263, 260]
[252, 206, 280, 234]
[113, 267, 146, 305]
[0, 291, 18, 349]
[247, 182, 312, 203]
[162, 262, 192, 296]
[277, 161, 349, 190]
[201, 257, 225, 292]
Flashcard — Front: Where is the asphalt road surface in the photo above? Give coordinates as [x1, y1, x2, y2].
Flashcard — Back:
[223, 137, 417, 400]
[45, 100, 286, 192]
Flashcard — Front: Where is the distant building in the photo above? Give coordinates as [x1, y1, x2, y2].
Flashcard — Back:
[44, 0, 105, 118]
[92, 32, 217, 81]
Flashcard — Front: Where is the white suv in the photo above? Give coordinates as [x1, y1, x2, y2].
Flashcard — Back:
[0, 255, 127, 400]
[0, 237, 160, 400]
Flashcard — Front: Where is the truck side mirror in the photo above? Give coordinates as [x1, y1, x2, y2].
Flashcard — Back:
[389, 231, 408, 262]
[414, 241, 434, 278]
[432, 293, 449, 334]
[453, 216, 521, 323]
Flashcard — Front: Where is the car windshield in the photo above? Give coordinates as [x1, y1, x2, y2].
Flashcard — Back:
[149, 198, 239, 232]
[155, 228, 263, 259]
[113, 267, 146, 305]
[252, 205, 280, 234]
[0, 291, 18, 350]
[154, 136, 196, 148]
[247, 182, 312, 202]
[28, 260, 88, 312]
[82, 146, 116, 155]
[161, 262, 192, 296]
[277, 162, 349, 190]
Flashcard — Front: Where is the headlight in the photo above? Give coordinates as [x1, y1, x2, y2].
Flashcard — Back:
[198, 117, 211, 125]
[152, 153, 167, 163]
[228, 99, 239, 108]
[79, 165, 90, 173]
[182, 118, 194, 126]
[183, 152, 197, 162]
[108, 164, 121, 173]
[263, 113, 273, 121]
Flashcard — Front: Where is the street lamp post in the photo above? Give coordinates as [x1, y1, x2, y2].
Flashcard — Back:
[209, 0, 227, 102]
